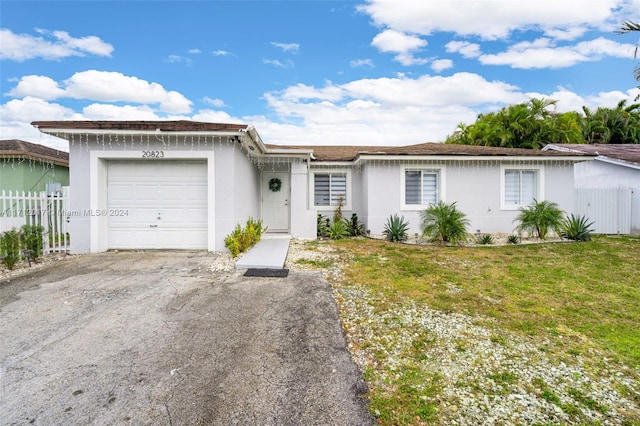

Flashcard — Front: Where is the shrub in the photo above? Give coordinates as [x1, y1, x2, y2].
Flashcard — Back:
[224, 218, 266, 258]
[420, 201, 470, 244]
[383, 214, 409, 242]
[507, 234, 520, 244]
[345, 213, 366, 237]
[477, 234, 494, 245]
[317, 214, 330, 238]
[333, 196, 345, 223]
[560, 214, 595, 241]
[514, 199, 564, 240]
[0, 228, 21, 270]
[20, 224, 45, 260]
[327, 220, 350, 240]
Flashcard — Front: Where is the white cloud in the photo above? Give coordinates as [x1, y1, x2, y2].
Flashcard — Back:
[445, 41, 482, 58]
[350, 58, 375, 68]
[202, 97, 227, 108]
[6, 75, 65, 100]
[359, 0, 622, 40]
[166, 54, 192, 66]
[188, 48, 201, 54]
[212, 50, 232, 56]
[0, 28, 113, 61]
[371, 29, 428, 65]
[431, 59, 453, 73]
[263, 58, 295, 68]
[81, 104, 160, 120]
[271, 42, 300, 53]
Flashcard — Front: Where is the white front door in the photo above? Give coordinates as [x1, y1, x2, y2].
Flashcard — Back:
[262, 172, 289, 232]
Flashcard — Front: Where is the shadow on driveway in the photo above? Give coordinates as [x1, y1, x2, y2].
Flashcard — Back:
[0, 251, 373, 425]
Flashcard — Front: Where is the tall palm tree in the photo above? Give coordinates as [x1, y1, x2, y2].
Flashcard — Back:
[617, 21, 640, 94]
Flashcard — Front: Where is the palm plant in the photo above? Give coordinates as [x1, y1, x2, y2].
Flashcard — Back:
[513, 199, 564, 240]
[559, 214, 595, 241]
[383, 214, 409, 242]
[326, 220, 350, 240]
[420, 201, 470, 244]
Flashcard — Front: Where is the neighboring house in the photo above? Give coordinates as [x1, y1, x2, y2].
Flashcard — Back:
[544, 144, 640, 235]
[32, 120, 592, 254]
[0, 139, 69, 193]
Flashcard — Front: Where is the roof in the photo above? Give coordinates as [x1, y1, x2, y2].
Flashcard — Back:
[31, 120, 248, 132]
[266, 142, 594, 162]
[0, 139, 69, 167]
[544, 144, 640, 168]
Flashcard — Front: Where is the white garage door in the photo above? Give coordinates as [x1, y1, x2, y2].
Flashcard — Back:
[107, 160, 208, 249]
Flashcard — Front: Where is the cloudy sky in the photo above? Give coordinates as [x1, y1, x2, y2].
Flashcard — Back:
[1, 0, 639, 151]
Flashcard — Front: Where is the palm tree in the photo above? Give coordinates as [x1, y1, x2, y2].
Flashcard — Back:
[617, 21, 640, 96]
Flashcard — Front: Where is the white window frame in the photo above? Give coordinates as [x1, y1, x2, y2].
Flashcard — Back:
[500, 165, 545, 210]
[400, 165, 446, 210]
[310, 169, 352, 210]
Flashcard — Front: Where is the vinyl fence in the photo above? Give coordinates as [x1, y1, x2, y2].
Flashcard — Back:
[0, 188, 70, 254]
[575, 187, 633, 235]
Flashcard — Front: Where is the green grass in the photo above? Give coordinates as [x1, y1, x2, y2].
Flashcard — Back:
[336, 236, 640, 367]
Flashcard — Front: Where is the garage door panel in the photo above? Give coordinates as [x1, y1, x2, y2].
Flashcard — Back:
[107, 160, 208, 250]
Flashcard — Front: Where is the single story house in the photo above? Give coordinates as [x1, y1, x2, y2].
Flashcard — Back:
[544, 144, 640, 235]
[31, 120, 593, 254]
[0, 139, 69, 193]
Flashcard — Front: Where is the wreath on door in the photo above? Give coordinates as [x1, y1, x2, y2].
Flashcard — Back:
[268, 177, 282, 192]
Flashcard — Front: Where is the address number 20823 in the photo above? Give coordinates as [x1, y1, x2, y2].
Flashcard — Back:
[141, 150, 165, 158]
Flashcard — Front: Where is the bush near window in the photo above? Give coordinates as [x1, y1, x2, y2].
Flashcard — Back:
[514, 199, 564, 240]
[224, 217, 266, 258]
[383, 214, 410, 242]
[20, 224, 45, 260]
[420, 201, 470, 244]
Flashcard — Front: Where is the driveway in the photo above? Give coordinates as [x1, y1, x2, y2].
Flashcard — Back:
[0, 252, 373, 425]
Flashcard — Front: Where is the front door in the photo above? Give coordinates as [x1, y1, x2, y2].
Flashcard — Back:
[262, 172, 289, 232]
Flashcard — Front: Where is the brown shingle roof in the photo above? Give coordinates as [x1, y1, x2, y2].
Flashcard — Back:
[266, 142, 593, 162]
[0, 139, 69, 167]
[548, 144, 640, 166]
[31, 120, 248, 132]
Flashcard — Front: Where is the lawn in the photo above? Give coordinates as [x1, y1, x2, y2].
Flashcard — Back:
[294, 236, 640, 425]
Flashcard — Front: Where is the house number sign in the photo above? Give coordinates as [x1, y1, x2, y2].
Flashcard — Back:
[141, 150, 165, 158]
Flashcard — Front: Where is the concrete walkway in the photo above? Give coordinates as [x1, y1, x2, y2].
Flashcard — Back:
[235, 234, 291, 270]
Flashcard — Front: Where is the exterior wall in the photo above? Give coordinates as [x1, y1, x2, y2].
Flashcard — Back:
[0, 163, 69, 193]
[361, 160, 576, 237]
[290, 161, 316, 239]
[67, 135, 258, 253]
[574, 160, 640, 235]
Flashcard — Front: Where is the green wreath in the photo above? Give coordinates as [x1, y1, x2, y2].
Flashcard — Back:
[268, 177, 282, 192]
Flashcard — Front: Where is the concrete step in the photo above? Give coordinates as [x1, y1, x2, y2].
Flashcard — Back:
[235, 235, 291, 270]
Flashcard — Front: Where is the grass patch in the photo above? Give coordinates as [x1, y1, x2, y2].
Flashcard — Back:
[294, 258, 334, 268]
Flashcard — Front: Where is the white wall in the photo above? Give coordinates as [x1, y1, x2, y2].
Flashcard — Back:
[574, 160, 640, 235]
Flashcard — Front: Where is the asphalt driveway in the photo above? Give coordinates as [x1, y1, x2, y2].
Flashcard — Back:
[0, 251, 372, 425]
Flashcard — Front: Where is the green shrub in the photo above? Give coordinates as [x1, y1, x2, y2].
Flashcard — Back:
[507, 234, 520, 244]
[477, 233, 493, 245]
[20, 224, 45, 260]
[560, 214, 595, 241]
[1, 228, 21, 270]
[224, 218, 266, 258]
[345, 213, 366, 237]
[514, 199, 564, 239]
[420, 201, 470, 244]
[383, 214, 409, 242]
[317, 214, 330, 238]
[327, 220, 350, 240]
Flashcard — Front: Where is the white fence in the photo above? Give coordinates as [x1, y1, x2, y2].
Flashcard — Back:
[575, 187, 632, 234]
[0, 188, 70, 254]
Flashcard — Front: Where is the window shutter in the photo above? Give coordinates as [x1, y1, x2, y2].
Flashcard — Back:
[405, 170, 421, 204]
[422, 172, 438, 204]
[330, 174, 347, 206]
[314, 174, 330, 206]
[504, 170, 520, 205]
[521, 170, 537, 205]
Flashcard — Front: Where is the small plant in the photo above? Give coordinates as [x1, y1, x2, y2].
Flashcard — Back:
[383, 214, 409, 242]
[420, 201, 470, 244]
[224, 217, 266, 257]
[514, 199, 564, 240]
[0, 228, 21, 270]
[20, 224, 45, 260]
[317, 214, 329, 238]
[477, 233, 493, 245]
[559, 214, 595, 241]
[327, 220, 350, 240]
[507, 234, 520, 244]
[333, 196, 345, 223]
[345, 213, 366, 237]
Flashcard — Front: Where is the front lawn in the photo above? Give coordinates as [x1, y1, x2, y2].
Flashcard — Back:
[292, 236, 640, 425]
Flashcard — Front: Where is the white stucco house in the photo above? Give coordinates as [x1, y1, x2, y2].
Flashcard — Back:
[32, 120, 593, 254]
[544, 144, 640, 235]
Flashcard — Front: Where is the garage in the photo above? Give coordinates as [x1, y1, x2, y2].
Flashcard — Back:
[107, 160, 208, 249]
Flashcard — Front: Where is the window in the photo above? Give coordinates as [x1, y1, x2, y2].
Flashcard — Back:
[403, 169, 440, 208]
[503, 169, 538, 208]
[314, 172, 347, 207]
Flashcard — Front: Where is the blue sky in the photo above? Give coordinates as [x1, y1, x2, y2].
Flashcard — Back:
[1, 0, 639, 151]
